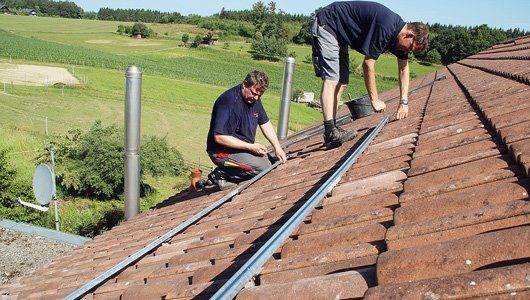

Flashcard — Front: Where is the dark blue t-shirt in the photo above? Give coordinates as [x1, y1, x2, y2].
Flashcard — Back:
[206, 85, 269, 153]
[317, 1, 408, 60]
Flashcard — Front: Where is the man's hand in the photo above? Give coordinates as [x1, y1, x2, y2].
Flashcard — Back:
[274, 147, 287, 163]
[249, 143, 267, 156]
[395, 104, 409, 120]
[371, 99, 386, 112]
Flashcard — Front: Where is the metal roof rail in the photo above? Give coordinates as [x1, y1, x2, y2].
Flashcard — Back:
[65, 160, 281, 300]
[211, 115, 390, 300]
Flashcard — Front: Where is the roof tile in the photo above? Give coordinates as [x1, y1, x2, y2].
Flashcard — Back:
[377, 226, 530, 284]
[365, 263, 530, 300]
[238, 270, 369, 299]
[395, 179, 528, 224]
[387, 200, 530, 250]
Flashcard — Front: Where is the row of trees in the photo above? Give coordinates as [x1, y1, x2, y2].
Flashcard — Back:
[196, 17, 255, 38]
[217, 4, 308, 23]
[415, 24, 530, 64]
[93, 2, 296, 61]
[94, 2, 308, 24]
[3, 0, 82, 18]
[290, 21, 530, 65]
[5, 1, 529, 64]
[97, 7, 185, 24]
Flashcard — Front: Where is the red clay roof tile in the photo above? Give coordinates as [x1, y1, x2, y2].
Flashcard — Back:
[365, 263, 530, 299]
[238, 271, 369, 299]
[377, 226, 530, 284]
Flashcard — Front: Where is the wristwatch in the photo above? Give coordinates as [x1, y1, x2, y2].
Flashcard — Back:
[400, 97, 409, 105]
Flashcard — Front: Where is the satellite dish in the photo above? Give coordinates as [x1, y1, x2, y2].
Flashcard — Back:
[32, 164, 56, 206]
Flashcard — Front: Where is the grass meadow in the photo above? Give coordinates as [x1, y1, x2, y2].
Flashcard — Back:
[0, 14, 439, 235]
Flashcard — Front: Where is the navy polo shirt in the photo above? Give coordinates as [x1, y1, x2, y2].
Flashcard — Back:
[317, 1, 408, 60]
[206, 85, 269, 153]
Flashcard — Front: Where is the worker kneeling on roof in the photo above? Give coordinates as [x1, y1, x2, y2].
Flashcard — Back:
[196, 70, 287, 190]
[311, 1, 429, 149]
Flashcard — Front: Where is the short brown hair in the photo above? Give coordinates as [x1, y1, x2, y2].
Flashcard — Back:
[407, 22, 429, 52]
[243, 70, 269, 90]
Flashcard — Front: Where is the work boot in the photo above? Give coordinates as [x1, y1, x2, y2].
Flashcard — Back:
[208, 169, 238, 191]
[336, 125, 358, 143]
[216, 179, 238, 191]
[194, 178, 214, 190]
[323, 127, 358, 150]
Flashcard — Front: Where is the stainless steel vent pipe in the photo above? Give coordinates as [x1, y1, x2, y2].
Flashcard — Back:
[124, 66, 142, 220]
[277, 57, 295, 140]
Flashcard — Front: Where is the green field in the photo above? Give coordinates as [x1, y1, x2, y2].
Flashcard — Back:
[0, 14, 439, 162]
[0, 14, 439, 234]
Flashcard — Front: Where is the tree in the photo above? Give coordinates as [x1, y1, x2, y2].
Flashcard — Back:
[0, 149, 17, 207]
[181, 33, 190, 46]
[219, 7, 227, 17]
[251, 35, 288, 61]
[425, 49, 441, 64]
[48, 121, 186, 199]
[0, 147, 34, 209]
[83, 11, 97, 19]
[191, 34, 202, 48]
[116, 24, 126, 35]
[130, 22, 153, 38]
[293, 19, 312, 44]
[250, 1, 287, 40]
[415, 23, 529, 65]
[251, 1, 267, 29]
[267, 1, 277, 14]
[248, 0, 289, 61]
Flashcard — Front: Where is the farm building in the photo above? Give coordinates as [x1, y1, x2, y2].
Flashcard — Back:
[0, 2, 10, 14]
[20, 8, 37, 16]
[201, 36, 219, 46]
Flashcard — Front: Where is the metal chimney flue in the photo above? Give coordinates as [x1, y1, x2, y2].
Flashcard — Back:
[124, 65, 142, 220]
[277, 57, 295, 140]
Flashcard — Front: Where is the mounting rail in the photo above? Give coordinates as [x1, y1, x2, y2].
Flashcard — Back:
[65, 161, 280, 300]
[212, 115, 390, 300]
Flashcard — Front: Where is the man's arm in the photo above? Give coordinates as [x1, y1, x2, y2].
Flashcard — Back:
[259, 121, 287, 163]
[214, 134, 267, 156]
[396, 58, 410, 120]
[363, 56, 386, 112]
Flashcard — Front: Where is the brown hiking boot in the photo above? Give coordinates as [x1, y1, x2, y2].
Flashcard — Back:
[336, 125, 358, 142]
[323, 127, 358, 150]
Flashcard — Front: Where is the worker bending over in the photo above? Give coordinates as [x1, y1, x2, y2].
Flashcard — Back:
[311, 1, 429, 149]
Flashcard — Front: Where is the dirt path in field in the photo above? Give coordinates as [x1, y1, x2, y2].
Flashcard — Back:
[0, 63, 79, 86]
